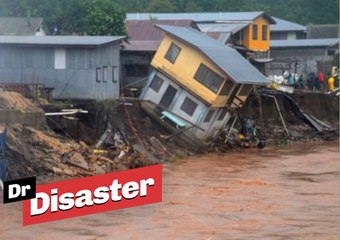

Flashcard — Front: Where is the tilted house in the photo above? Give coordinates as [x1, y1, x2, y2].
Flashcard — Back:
[122, 19, 198, 94]
[0, 36, 125, 100]
[140, 25, 268, 149]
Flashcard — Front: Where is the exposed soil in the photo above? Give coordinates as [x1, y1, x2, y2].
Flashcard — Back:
[1, 90, 339, 183]
[237, 90, 339, 142]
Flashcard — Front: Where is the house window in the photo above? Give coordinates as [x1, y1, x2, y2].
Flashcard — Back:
[54, 48, 66, 69]
[262, 25, 268, 40]
[102, 66, 108, 82]
[126, 65, 149, 77]
[150, 75, 164, 93]
[165, 43, 181, 63]
[238, 84, 253, 96]
[96, 67, 101, 82]
[219, 80, 234, 96]
[252, 24, 258, 40]
[203, 109, 214, 123]
[194, 64, 224, 93]
[218, 109, 227, 121]
[180, 97, 198, 117]
[112, 66, 117, 82]
[327, 49, 335, 56]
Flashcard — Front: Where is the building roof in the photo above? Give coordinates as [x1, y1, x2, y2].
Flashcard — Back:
[0, 36, 125, 47]
[271, 38, 339, 48]
[307, 24, 339, 39]
[127, 12, 276, 24]
[197, 22, 249, 33]
[0, 17, 44, 35]
[156, 25, 268, 85]
[126, 19, 196, 41]
[270, 17, 306, 32]
[197, 22, 249, 43]
[124, 19, 197, 51]
[123, 40, 160, 51]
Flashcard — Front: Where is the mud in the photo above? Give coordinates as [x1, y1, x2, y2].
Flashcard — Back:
[0, 141, 338, 240]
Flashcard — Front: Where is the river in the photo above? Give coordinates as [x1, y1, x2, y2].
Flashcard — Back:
[0, 141, 339, 240]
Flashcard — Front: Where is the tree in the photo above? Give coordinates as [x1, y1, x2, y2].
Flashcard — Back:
[146, 0, 175, 13]
[83, 0, 127, 36]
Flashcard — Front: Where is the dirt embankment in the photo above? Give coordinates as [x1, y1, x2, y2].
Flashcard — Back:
[237, 91, 339, 142]
[1, 93, 154, 182]
[1, 90, 338, 182]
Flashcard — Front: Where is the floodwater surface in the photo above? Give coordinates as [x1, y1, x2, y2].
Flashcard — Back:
[0, 141, 339, 240]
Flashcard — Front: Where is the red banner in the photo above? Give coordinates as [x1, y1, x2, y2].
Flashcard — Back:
[22, 164, 162, 226]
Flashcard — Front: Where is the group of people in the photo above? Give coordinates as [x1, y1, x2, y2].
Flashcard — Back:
[281, 71, 336, 92]
[306, 71, 335, 92]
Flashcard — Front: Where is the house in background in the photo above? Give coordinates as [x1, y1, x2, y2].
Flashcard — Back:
[122, 19, 198, 94]
[270, 17, 306, 40]
[140, 25, 268, 149]
[0, 36, 125, 100]
[269, 38, 339, 75]
[307, 24, 339, 39]
[127, 12, 276, 75]
[0, 17, 48, 36]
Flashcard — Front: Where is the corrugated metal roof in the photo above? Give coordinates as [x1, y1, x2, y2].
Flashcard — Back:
[271, 38, 339, 48]
[156, 25, 268, 85]
[197, 22, 249, 33]
[307, 24, 339, 39]
[127, 12, 276, 24]
[126, 19, 196, 41]
[125, 20, 197, 51]
[0, 17, 43, 35]
[270, 17, 306, 32]
[0, 36, 125, 47]
[123, 40, 160, 51]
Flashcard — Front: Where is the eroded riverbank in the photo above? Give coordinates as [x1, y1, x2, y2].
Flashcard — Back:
[0, 141, 339, 240]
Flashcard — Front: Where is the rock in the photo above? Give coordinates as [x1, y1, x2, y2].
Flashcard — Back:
[65, 152, 90, 171]
[92, 162, 106, 174]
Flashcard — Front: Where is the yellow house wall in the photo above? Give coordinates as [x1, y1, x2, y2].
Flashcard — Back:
[151, 35, 229, 107]
[242, 17, 270, 51]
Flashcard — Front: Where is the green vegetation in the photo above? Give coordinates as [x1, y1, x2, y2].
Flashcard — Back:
[0, 0, 338, 35]
[116, 0, 339, 25]
[0, 0, 127, 35]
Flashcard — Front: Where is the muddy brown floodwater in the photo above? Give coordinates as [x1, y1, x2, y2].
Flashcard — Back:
[0, 141, 339, 240]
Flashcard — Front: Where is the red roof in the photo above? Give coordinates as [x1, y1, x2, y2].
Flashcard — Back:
[125, 20, 197, 51]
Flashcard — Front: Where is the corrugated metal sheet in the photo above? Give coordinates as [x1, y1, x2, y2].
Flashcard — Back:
[271, 38, 339, 48]
[0, 17, 43, 35]
[125, 20, 196, 51]
[156, 25, 268, 85]
[271, 17, 306, 32]
[0, 36, 125, 47]
[123, 40, 160, 51]
[198, 23, 249, 33]
[127, 12, 276, 24]
[126, 19, 196, 41]
[307, 24, 339, 39]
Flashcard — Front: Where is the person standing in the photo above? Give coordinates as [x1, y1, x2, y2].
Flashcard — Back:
[327, 73, 335, 91]
[318, 71, 325, 92]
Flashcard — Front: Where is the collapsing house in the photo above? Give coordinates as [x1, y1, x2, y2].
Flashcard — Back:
[139, 25, 268, 150]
